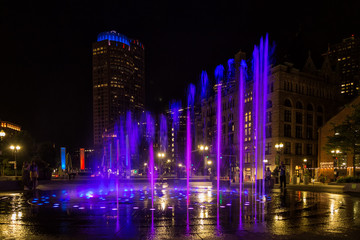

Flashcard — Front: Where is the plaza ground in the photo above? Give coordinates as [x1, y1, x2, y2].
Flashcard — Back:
[0, 176, 360, 239]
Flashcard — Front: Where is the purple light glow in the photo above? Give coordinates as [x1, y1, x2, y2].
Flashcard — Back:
[239, 60, 246, 213]
[149, 142, 155, 209]
[215, 64, 224, 205]
[186, 84, 195, 206]
[252, 35, 269, 199]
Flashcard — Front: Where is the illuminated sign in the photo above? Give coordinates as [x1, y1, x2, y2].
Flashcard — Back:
[61, 147, 66, 170]
[80, 148, 85, 170]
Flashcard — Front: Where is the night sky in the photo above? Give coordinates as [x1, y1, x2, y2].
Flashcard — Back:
[0, 0, 359, 149]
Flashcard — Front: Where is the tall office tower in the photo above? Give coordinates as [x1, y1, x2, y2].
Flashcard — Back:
[325, 35, 360, 97]
[93, 31, 145, 149]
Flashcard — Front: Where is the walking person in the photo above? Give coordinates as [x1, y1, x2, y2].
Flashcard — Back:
[279, 162, 286, 189]
[29, 161, 38, 190]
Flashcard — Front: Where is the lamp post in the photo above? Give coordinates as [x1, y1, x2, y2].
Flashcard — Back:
[143, 162, 147, 175]
[275, 143, 284, 166]
[331, 149, 341, 179]
[198, 144, 209, 176]
[157, 152, 165, 175]
[0, 130, 5, 140]
[274, 143, 284, 184]
[9, 145, 21, 177]
[0, 130, 5, 155]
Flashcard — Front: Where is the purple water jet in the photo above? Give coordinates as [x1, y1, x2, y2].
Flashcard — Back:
[186, 84, 195, 204]
[215, 64, 224, 205]
[238, 60, 246, 225]
[252, 35, 269, 199]
[146, 113, 156, 209]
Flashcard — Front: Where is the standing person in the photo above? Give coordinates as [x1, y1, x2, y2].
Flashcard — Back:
[29, 161, 38, 190]
[265, 167, 272, 191]
[22, 162, 31, 189]
[280, 162, 286, 189]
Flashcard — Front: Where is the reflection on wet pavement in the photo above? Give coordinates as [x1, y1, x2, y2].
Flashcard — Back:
[0, 185, 360, 239]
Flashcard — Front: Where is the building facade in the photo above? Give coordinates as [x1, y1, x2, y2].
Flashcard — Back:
[92, 31, 145, 149]
[318, 96, 360, 181]
[197, 53, 341, 181]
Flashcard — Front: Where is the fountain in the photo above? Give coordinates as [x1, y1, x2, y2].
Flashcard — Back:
[253, 34, 269, 200]
[215, 64, 224, 205]
[238, 59, 246, 213]
[22, 35, 274, 239]
[186, 84, 195, 205]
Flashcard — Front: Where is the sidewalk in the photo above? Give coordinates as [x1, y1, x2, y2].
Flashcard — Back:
[230, 181, 346, 194]
[275, 182, 345, 193]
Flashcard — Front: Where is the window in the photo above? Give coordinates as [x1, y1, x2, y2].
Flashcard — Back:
[307, 104, 313, 111]
[265, 142, 271, 155]
[245, 152, 251, 163]
[306, 144, 312, 155]
[306, 114, 313, 126]
[266, 125, 272, 138]
[317, 116, 323, 127]
[266, 111, 272, 123]
[284, 142, 291, 154]
[266, 100, 272, 109]
[228, 123, 234, 132]
[296, 126, 302, 138]
[296, 101, 303, 109]
[229, 134, 234, 144]
[284, 99, 292, 107]
[295, 143, 302, 155]
[284, 124, 291, 137]
[317, 106, 323, 113]
[306, 127, 313, 139]
[284, 110, 291, 122]
[296, 112, 303, 124]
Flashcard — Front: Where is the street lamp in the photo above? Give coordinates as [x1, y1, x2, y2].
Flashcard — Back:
[9, 145, 21, 177]
[331, 149, 342, 178]
[0, 130, 5, 139]
[303, 158, 307, 170]
[198, 144, 209, 176]
[275, 143, 284, 166]
[157, 152, 166, 175]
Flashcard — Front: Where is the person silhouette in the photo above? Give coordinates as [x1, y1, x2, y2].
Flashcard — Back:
[279, 162, 286, 189]
[29, 161, 38, 190]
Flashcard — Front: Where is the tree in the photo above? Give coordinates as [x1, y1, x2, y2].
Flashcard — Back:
[326, 104, 360, 177]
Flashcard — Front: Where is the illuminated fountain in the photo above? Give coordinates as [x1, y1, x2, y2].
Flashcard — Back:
[146, 113, 156, 210]
[27, 35, 272, 238]
[215, 64, 224, 205]
[186, 84, 195, 206]
[252, 34, 269, 200]
[238, 59, 246, 215]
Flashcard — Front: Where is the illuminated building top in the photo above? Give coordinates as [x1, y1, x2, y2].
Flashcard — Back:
[0, 121, 21, 132]
[97, 31, 131, 46]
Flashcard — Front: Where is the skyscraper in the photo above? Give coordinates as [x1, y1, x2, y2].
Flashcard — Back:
[325, 35, 360, 97]
[93, 31, 145, 149]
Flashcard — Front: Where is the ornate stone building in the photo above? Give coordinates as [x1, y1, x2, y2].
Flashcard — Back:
[197, 52, 341, 181]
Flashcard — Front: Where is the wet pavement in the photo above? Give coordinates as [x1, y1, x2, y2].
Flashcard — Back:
[1, 178, 360, 239]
